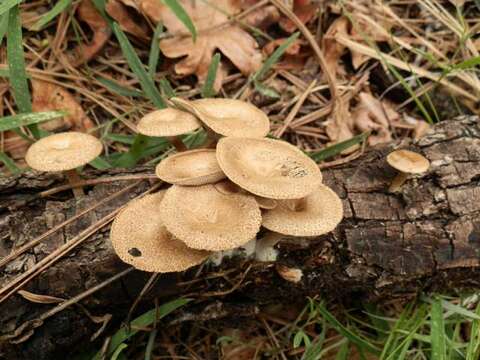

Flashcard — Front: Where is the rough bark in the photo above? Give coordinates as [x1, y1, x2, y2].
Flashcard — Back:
[1, 116, 480, 359]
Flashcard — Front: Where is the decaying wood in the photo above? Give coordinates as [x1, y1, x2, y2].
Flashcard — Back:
[1, 117, 480, 359]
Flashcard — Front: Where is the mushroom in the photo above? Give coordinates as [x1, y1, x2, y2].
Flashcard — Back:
[261, 184, 343, 237]
[137, 108, 202, 152]
[155, 149, 226, 186]
[386, 149, 430, 192]
[170, 97, 270, 138]
[159, 184, 262, 251]
[216, 137, 323, 199]
[110, 191, 210, 272]
[25, 131, 103, 198]
[213, 180, 277, 209]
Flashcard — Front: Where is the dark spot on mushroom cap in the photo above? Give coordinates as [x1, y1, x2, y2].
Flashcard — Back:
[128, 247, 142, 257]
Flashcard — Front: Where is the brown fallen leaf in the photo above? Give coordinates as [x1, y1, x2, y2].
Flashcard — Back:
[18, 290, 64, 304]
[323, 17, 349, 79]
[3, 79, 96, 159]
[137, 0, 262, 90]
[352, 92, 397, 146]
[32, 79, 96, 132]
[106, 0, 149, 39]
[72, 0, 112, 66]
[279, 0, 320, 33]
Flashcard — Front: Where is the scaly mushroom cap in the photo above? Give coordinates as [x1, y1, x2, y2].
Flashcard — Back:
[155, 149, 226, 186]
[110, 191, 210, 272]
[386, 149, 430, 174]
[137, 108, 201, 137]
[25, 131, 102, 172]
[216, 137, 323, 199]
[171, 97, 270, 138]
[159, 184, 262, 251]
[262, 185, 343, 236]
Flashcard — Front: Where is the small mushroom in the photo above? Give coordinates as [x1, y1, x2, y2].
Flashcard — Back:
[262, 184, 343, 237]
[170, 97, 270, 138]
[213, 180, 277, 209]
[137, 108, 202, 151]
[110, 191, 210, 272]
[25, 132, 103, 198]
[216, 137, 322, 199]
[386, 149, 430, 192]
[155, 149, 226, 186]
[159, 184, 262, 251]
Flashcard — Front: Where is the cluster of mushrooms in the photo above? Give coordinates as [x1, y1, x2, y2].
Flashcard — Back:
[21, 97, 432, 275]
[110, 97, 344, 273]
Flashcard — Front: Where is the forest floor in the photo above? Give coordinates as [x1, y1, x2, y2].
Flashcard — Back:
[1, 0, 480, 359]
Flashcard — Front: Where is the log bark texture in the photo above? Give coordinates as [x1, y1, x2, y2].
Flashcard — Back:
[1, 117, 480, 359]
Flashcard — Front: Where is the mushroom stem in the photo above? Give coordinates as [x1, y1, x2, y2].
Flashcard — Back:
[167, 136, 187, 152]
[389, 172, 409, 192]
[65, 169, 85, 199]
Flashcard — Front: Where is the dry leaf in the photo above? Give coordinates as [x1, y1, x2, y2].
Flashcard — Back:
[137, 0, 262, 90]
[279, 0, 320, 33]
[323, 17, 349, 78]
[106, 0, 149, 39]
[264, 37, 302, 56]
[18, 290, 64, 304]
[3, 80, 96, 159]
[243, 5, 280, 29]
[72, 0, 112, 66]
[351, 92, 398, 146]
[32, 79, 96, 132]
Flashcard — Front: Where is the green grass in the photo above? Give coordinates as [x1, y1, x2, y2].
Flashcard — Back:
[291, 295, 480, 360]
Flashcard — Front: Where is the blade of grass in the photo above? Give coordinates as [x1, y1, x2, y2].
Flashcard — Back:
[0, 111, 66, 132]
[431, 297, 447, 360]
[201, 53, 221, 98]
[159, 78, 175, 98]
[31, 0, 72, 31]
[317, 303, 381, 356]
[422, 296, 480, 321]
[161, 0, 196, 41]
[0, 0, 22, 18]
[112, 22, 166, 108]
[144, 329, 157, 360]
[302, 319, 327, 360]
[253, 32, 299, 82]
[0, 13, 8, 43]
[110, 343, 128, 360]
[7, 5, 40, 138]
[93, 298, 191, 359]
[335, 340, 350, 360]
[466, 301, 480, 360]
[0, 152, 22, 174]
[89, 157, 112, 170]
[309, 131, 370, 162]
[148, 22, 164, 79]
[96, 77, 144, 98]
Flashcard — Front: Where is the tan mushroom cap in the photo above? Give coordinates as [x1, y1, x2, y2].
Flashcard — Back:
[386, 149, 430, 174]
[155, 149, 226, 186]
[159, 184, 262, 251]
[171, 97, 270, 138]
[25, 131, 102, 172]
[137, 108, 201, 137]
[110, 191, 210, 273]
[216, 137, 323, 199]
[262, 184, 343, 237]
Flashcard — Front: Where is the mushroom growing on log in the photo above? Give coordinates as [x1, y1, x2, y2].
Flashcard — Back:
[1, 117, 480, 359]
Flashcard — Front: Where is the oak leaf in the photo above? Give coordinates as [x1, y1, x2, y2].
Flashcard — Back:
[137, 0, 262, 90]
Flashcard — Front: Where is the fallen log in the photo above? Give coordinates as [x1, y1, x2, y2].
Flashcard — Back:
[1, 116, 480, 359]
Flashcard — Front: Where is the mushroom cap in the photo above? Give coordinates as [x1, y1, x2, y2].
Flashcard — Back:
[159, 184, 262, 251]
[216, 137, 323, 199]
[171, 97, 270, 138]
[110, 191, 210, 272]
[137, 108, 201, 137]
[155, 149, 226, 186]
[386, 149, 430, 174]
[25, 131, 102, 172]
[262, 184, 343, 236]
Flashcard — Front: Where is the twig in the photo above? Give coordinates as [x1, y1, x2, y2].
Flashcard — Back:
[274, 79, 317, 138]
